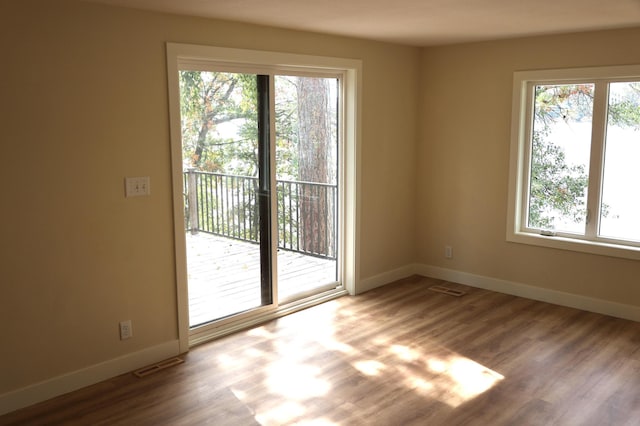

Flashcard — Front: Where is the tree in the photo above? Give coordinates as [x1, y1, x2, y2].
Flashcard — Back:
[608, 82, 640, 128]
[529, 82, 640, 229]
[274, 77, 300, 180]
[295, 77, 334, 255]
[529, 127, 589, 228]
[528, 84, 593, 229]
[179, 71, 257, 175]
[273, 76, 337, 256]
[180, 71, 337, 257]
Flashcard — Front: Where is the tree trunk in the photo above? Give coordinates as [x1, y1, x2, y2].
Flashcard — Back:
[297, 78, 330, 255]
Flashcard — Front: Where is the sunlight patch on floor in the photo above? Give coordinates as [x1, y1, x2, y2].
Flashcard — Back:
[322, 338, 355, 354]
[223, 296, 504, 422]
[388, 344, 504, 408]
[254, 401, 306, 425]
[447, 356, 504, 402]
[353, 360, 387, 376]
[409, 377, 435, 393]
[266, 361, 331, 399]
[390, 344, 420, 362]
[295, 419, 339, 426]
[247, 326, 275, 338]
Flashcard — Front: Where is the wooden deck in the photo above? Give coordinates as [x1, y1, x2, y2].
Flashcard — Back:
[186, 232, 338, 326]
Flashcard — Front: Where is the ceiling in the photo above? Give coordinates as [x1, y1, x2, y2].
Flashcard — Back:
[82, 0, 640, 46]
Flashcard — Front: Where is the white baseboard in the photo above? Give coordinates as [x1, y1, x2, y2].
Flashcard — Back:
[5, 265, 639, 416]
[417, 264, 640, 323]
[356, 264, 418, 294]
[0, 340, 181, 416]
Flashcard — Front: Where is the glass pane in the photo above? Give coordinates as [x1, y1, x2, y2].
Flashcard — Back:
[599, 81, 640, 242]
[275, 76, 339, 303]
[179, 71, 268, 327]
[527, 84, 593, 234]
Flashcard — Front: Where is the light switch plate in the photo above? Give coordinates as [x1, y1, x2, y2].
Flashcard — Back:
[125, 176, 150, 197]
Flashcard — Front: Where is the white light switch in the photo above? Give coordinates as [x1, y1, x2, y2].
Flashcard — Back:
[125, 176, 150, 197]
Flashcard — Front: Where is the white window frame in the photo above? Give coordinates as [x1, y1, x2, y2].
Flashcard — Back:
[507, 64, 640, 261]
[166, 43, 361, 351]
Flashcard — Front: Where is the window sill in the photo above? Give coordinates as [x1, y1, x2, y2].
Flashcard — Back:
[507, 231, 640, 261]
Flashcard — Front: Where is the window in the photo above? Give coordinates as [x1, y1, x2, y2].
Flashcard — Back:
[508, 65, 640, 260]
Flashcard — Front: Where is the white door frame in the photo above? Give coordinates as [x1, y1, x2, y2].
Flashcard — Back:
[166, 43, 361, 352]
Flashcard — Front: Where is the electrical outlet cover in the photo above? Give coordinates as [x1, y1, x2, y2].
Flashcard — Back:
[119, 320, 133, 340]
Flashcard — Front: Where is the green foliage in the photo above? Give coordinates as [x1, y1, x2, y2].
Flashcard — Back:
[534, 84, 594, 125]
[179, 71, 255, 174]
[528, 129, 588, 229]
[529, 82, 640, 230]
[179, 71, 303, 178]
[608, 82, 640, 129]
[274, 76, 301, 180]
[608, 100, 640, 128]
[528, 84, 593, 229]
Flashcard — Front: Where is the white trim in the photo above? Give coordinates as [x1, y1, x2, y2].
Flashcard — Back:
[507, 231, 640, 260]
[190, 289, 349, 347]
[326, 262, 640, 322]
[6, 261, 639, 416]
[166, 42, 361, 347]
[343, 64, 362, 297]
[507, 64, 640, 261]
[416, 264, 640, 322]
[166, 45, 190, 354]
[167, 43, 360, 74]
[514, 64, 640, 82]
[585, 82, 608, 239]
[0, 340, 180, 416]
[356, 264, 418, 295]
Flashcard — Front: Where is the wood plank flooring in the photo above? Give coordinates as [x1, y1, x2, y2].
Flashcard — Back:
[3, 276, 640, 425]
[187, 232, 337, 326]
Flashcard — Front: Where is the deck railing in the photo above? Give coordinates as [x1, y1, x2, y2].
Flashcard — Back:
[184, 170, 337, 259]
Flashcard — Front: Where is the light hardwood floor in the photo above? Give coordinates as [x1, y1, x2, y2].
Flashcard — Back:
[3, 276, 640, 425]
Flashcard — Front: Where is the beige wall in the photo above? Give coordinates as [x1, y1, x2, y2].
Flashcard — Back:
[418, 28, 640, 306]
[4, 0, 640, 404]
[0, 0, 419, 394]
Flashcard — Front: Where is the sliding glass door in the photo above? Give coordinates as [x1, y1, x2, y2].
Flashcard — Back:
[275, 75, 340, 303]
[167, 44, 360, 350]
[180, 71, 273, 326]
[172, 56, 346, 338]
